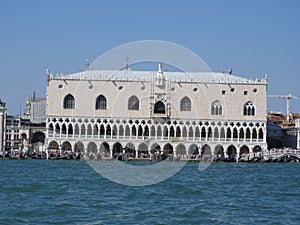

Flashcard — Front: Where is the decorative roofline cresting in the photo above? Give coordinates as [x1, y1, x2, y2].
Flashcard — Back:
[45, 68, 268, 85]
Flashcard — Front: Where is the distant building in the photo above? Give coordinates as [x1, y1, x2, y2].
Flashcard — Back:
[267, 111, 300, 149]
[4, 115, 30, 153]
[1, 96, 46, 154]
[24, 95, 47, 125]
[23, 96, 47, 152]
[283, 117, 300, 149]
[266, 122, 283, 149]
[45, 63, 268, 160]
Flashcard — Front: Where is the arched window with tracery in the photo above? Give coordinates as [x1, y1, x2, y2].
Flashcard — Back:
[128, 95, 139, 110]
[180, 96, 191, 111]
[95, 95, 107, 110]
[63, 94, 75, 109]
[211, 100, 222, 115]
[243, 101, 255, 116]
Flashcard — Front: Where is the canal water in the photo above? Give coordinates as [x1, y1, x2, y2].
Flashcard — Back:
[0, 160, 299, 224]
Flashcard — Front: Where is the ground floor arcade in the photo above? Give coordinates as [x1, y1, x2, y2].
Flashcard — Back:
[45, 117, 267, 160]
[46, 139, 265, 161]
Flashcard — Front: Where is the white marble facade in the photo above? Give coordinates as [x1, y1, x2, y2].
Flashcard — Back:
[45, 64, 268, 160]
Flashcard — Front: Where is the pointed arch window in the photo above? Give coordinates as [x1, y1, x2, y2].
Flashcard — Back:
[63, 94, 75, 109]
[154, 101, 165, 114]
[243, 101, 255, 116]
[96, 95, 107, 110]
[211, 100, 222, 115]
[128, 95, 139, 110]
[180, 96, 191, 111]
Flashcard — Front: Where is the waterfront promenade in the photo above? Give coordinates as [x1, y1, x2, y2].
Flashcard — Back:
[1, 148, 300, 162]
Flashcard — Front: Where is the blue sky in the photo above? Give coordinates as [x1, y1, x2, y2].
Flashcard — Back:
[1, 0, 300, 115]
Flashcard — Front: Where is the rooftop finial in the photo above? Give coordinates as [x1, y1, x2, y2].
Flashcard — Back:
[85, 59, 90, 70]
[158, 62, 162, 73]
[125, 55, 130, 71]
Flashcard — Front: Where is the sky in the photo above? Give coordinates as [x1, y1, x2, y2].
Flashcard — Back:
[1, 0, 300, 115]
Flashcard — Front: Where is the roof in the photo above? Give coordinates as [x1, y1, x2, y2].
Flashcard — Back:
[47, 69, 268, 85]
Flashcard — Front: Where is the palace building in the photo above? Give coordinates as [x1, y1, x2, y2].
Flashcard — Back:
[45, 63, 268, 160]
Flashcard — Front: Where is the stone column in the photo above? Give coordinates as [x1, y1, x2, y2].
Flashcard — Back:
[110, 148, 113, 158]
[0, 103, 6, 152]
[297, 129, 300, 149]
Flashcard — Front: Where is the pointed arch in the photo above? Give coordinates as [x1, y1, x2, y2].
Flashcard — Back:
[138, 125, 143, 137]
[163, 143, 174, 155]
[80, 124, 86, 136]
[163, 125, 168, 138]
[95, 94, 107, 110]
[259, 128, 264, 140]
[239, 127, 245, 141]
[48, 123, 54, 136]
[214, 145, 224, 160]
[246, 127, 251, 139]
[144, 125, 149, 138]
[125, 124, 130, 137]
[195, 126, 200, 139]
[112, 142, 123, 158]
[157, 125, 162, 138]
[252, 128, 258, 140]
[62, 123, 67, 135]
[226, 127, 232, 140]
[100, 142, 110, 158]
[74, 141, 84, 152]
[207, 127, 212, 139]
[170, 126, 175, 137]
[220, 127, 225, 140]
[201, 144, 212, 160]
[63, 94, 75, 109]
[68, 124, 73, 135]
[55, 123, 60, 134]
[62, 141, 72, 152]
[119, 124, 124, 138]
[106, 124, 111, 137]
[74, 124, 80, 135]
[182, 126, 187, 138]
[150, 125, 156, 138]
[131, 125, 137, 138]
[176, 126, 181, 137]
[214, 127, 219, 140]
[180, 96, 191, 111]
[227, 145, 237, 161]
[100, 124, 105, 136]
[240, 145, 250, 156]
[112, 124, 118, 137]
[211, 100, 222, 115]
[176, 143, 186, 158]
[233, 127, 238, 140]
[126, 142, 136, 158]
[128, 95, 139, 110]
[93, 124, 99, 137]
[243, 101, 255, 116]
[188, 126, 193, 139]
[49, 140, 59, 150]
[189, 144, 199, 157]
[201, 127, 206, 140]
[87, 124, 92, 136]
